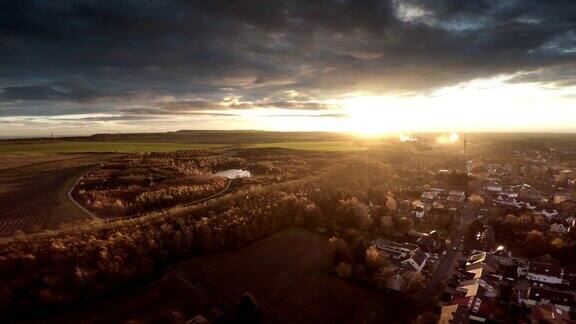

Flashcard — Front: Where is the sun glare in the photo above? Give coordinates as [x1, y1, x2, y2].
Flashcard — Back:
[341, 96, 414, 136]
[437, 132, 460, 144]
[332, 75, 576, 137]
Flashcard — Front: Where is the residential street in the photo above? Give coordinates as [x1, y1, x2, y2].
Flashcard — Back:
[418, 203, 475, 307]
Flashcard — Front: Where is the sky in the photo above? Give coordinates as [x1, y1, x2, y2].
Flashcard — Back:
[1, 0, 576, 136]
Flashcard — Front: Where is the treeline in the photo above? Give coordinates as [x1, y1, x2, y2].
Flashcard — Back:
[0, 185, 309, 319]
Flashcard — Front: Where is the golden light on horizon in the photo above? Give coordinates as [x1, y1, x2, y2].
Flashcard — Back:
[341, 96, 415, 136]
[437, 132, 460, 144]
[399, 133, 417, 142]
[329, 75, 576, 136]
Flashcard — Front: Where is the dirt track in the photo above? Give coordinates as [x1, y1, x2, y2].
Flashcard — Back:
[0, 154, 123, 236]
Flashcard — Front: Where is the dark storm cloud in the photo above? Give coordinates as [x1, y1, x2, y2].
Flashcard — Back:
[0, 83, 105, 102]
[1, 0, 576, 118]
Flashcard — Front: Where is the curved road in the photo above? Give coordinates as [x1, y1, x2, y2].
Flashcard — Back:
[67, 167, 234, 222]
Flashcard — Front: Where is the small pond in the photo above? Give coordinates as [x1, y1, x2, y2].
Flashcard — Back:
[215, 169, 251, 179]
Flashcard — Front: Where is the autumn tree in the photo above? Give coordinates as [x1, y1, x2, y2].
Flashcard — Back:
[365, 246, 389, 270]
[373, 266, 397, 289]
[524, 230, 548, 257]
[380, 215, 394, 235]
[397, 216, 414, 231]
[551, 237, 565, 249]
[329, 237, 353, 264]
[402, 271, 426, 295]
[336, 197, 371, 230]
[386, 197, 397, 213]
[336, 262, 353, 278]
[468, 194, 485, 208]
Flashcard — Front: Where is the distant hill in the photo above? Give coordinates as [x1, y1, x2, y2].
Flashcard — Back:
[1, 130, 356, 145]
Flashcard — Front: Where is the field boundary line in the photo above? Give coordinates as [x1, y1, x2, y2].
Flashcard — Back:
[67, 168, 232, 222]
[67, 166, 103, 221]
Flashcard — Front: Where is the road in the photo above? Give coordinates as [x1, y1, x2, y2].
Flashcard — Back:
[418, 203, 475, 307]
[67, 166, 234, 222]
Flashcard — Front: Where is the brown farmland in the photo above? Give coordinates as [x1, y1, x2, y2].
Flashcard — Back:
[39, 228, 413, 324]
[0, 154, 123, 236]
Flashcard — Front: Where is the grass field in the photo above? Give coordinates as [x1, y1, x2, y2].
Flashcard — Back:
[0, 141, 228, 155]
[253, 141, 366, 151]
[0, 140, 365, 155]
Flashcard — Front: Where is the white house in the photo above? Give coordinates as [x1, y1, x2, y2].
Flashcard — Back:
[485, 182, 502, 193]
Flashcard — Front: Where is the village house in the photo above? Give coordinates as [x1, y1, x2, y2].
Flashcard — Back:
[438, 304, 469, 324]
[484, 180, 502, 194]
[372, 239, 418, 260]
[467, 251, 500, 271]
[518, 287, 576, 312]
[489, 247, 516, 267]
[421, 191, 437, 203]
[548, 217, 573, 234]
[444, 258, 505, 323]
[417, 235, 438, 252]
[529, 304, 571, 322]
[465, 262, 499, 278]
[470, 226, 496, 253]
[451, 284, 496, 322]
[400, 249, 429, 273]
[533, 208, 559, 219]
[457, 281, 498, 300]
[519, 261, 564, 285]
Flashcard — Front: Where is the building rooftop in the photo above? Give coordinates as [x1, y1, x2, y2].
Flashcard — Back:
[530, 304, 570, 321]
[438, 304, 469, 324]
[527, 261, 563, 278]
[528, 287, 575, 307]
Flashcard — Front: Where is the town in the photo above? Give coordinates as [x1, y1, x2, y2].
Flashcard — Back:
[362, 137, 576, 323]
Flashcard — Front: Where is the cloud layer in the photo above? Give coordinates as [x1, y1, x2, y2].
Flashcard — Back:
[1, 0, 576, 127]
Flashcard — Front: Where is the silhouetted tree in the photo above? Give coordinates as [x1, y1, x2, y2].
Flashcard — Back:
[235, 293, 262, 324]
